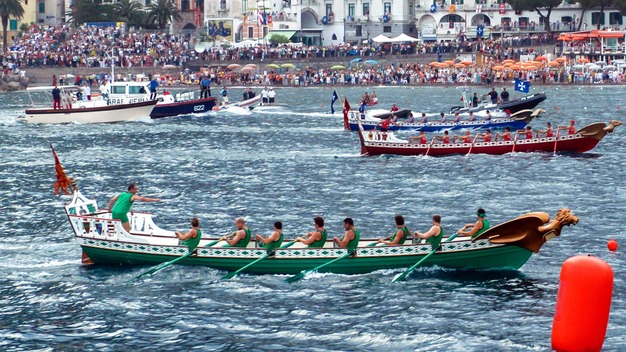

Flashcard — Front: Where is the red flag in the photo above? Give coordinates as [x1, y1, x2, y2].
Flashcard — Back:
[51, 144, 71, 195]
[195, 6, 200, 26]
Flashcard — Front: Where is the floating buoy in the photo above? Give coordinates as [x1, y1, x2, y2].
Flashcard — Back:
[556, 107, 561, 111]
[617, 106, 620, 110]
[608, 239, 618, 251]
[552, 255, 613, 352]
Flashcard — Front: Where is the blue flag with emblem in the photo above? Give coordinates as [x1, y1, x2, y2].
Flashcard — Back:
[477, 25, 484, 37]
[514, 78, 530, 93]
[331, 90, 339, 114]
[430, 4, 437, 12]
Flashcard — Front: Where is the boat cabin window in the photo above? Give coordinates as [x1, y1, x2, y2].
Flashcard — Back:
[111, 85, 126, 95]
[129, 86, 146, 94]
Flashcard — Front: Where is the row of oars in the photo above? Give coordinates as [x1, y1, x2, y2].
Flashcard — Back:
[132, 232, 460, 283]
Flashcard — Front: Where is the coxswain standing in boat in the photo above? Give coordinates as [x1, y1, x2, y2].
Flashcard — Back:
[377, 215, 410, 246]
[414, 215, 444, 249]
[374, 116, 395, 132]
[558, 120, 577, 135]
[107, 183, 161, 233]
[175, 217, 202, 252]
[457, 208, 490, 239]
[472, 93, 479, 107]
[221, 217, 252, 247]
[362, 92, 370, 105]
[295, 216, 328, 248]
[408, 130, 428, 144]
[358, 100, 367, 120]
[333, 218, 360, 255]
[255, 221, 284, 252]
[537, 122, 554, 138]
[52, 85, 61, 110]
[516, 126, 534, 139]
[267, 88, 276, 105]
[495, 127, 512, 141]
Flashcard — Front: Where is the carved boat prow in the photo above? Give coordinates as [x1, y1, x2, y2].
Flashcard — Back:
[472, 209, 579, 253]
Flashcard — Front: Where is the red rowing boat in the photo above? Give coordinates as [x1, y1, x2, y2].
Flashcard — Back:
[356, 119, 622, 157]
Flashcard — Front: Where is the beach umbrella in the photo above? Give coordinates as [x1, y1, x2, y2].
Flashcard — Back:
[502, 59, 516, 64]
[281, 63, 296, 69]
[428, 61, 440, 66]
[162, 64, 178, 70]
[547, 61, 561, 67]
[555, 57, 567, 63]
[444, 60, 455, 65]
[492, 65, 505, 71]
[588, 64, 602, 71]
[503, 62, 513, 67]
[535, 56, 547, 61]
[330, 65, 345, 70]
[266, 64, 280, 69]
[350, 58, 363, 64]
[240, 67, 256, 73]
[364, 59, 379, 65]
[595, 60, 607, 66]
[227, 63, 242, 70]
[461, 60, 473, 66]
[572, 64, 585, 69]
[604, 64, 617, 70]
[578, 58, 590, 64]
[454, 63, 466, 68]
[244, 64, 259, 69]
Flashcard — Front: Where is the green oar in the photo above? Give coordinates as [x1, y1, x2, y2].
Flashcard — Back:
[131, 238, 222, 281]
[285, 241, 378, 283]
[221, 241, 296, 280]
[391, 233, 459, 283]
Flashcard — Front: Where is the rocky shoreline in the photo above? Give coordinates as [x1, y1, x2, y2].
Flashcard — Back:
[0, 74, 30, 92]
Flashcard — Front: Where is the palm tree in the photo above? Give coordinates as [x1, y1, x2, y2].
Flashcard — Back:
[114, 0, 144, 28]
[147, 0, 183, 30]
[0, 0, 25, 54]
[66, 0, 115, 27]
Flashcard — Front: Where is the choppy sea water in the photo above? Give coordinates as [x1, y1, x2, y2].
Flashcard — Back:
[0, 85, 624, 351]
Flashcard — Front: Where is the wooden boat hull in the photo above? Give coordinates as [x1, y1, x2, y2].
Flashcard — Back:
[23, 100, 157, 124]
[78, 237, 533, 274]
[151, 97, 217, 118]
[359, 133, 602, 156]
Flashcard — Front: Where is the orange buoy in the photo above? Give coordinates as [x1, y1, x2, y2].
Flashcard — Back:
[556, 107, 561, 111]
[608, 239, 618, 251]
[552, 255, 613, 352]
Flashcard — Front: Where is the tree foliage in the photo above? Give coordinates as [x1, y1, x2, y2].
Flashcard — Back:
[0, 0, 25, 53]
[114, 0, 144, 28]
[508, 0, 563, 32]
[66, 0, 115, 27]
[147, 0, 183, 30]
[270, 34, 290, 45]
[615, 0, 626, 15]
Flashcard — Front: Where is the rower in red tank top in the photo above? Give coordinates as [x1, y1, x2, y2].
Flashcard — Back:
[434, 130, 450, 144]
[537, 122, 554, 138]
[454, 130, 472, 143]
[558, 120, 577, 135]
[495, 127, 512, 141]
[408, 130, 428, 144]
[516, 126, 533, 139]
[482, 129, 493, 142]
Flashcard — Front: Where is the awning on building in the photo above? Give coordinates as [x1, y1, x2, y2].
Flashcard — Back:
[264, 30, 297, 41]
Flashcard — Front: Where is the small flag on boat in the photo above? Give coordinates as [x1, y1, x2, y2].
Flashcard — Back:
[331, 90, 339, 114]
[514, 78, 530, 93]
[342, 97, 352, 130]
[50, 144, 71, 195]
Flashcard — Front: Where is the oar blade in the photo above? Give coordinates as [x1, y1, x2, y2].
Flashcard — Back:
[132, 252, 192, 281]
[285, 270, 309, 283]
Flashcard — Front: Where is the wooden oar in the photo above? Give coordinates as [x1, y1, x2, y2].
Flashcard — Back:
[553, 130, 560, 155]
[131, 238, 223, 281]
[511, 133, 519, 153]
[391, 233, 459, 283]
[221, 241, 296, 280]
[424, 137, 436, 157]
[466, 134, 480, 156]
[285, 241, 379, 283]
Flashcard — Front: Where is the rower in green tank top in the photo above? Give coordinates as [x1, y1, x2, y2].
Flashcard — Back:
[377, 215, 410, 246]
[255, 221, 284, 252]
[295, 216, 328, 248]
[221, 217, 252, 248]
[457, 208, 491, 239]
[414, 214, 444, 250]
[333, 218, 360, 255]
[108, 183, 160, 233]
[175, 217, 202, 252]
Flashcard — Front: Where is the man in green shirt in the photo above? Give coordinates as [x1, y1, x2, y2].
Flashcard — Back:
[333, 218, 360, 255]
[175, 217, 202, 252]
[457, 208, 490, 239]
[377, 215, 410, 246]
[107, 183, 161, 233]
[295, 216, 327, 248]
